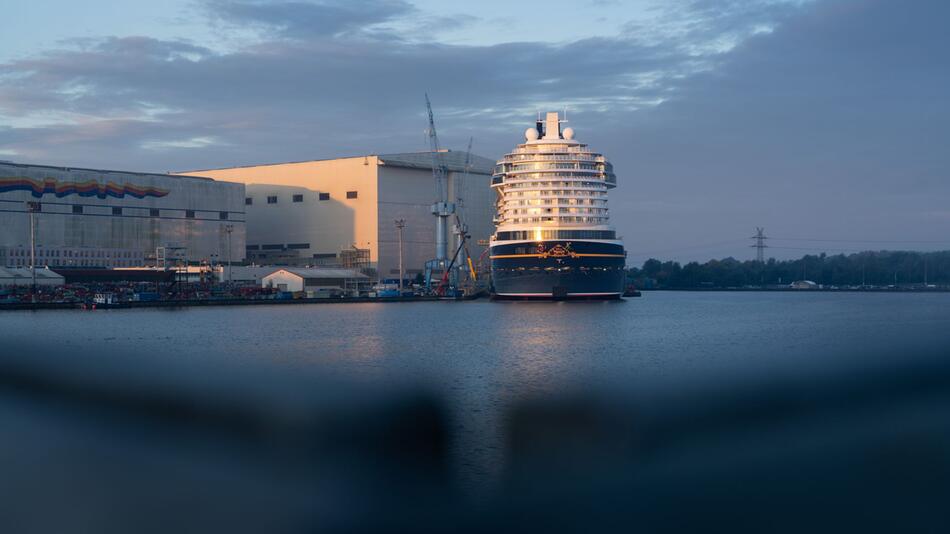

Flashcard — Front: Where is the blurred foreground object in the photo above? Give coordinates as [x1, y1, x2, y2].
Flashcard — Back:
[1, 342, 948, 533]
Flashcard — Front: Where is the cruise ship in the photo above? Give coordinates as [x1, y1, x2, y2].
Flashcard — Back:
[489, 112, 626, 299]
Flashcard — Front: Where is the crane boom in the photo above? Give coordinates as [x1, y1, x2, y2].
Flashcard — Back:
[425, 93, 447, 204]
[424, 93, 455, 265]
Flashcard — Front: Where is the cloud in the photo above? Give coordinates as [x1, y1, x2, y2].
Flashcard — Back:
[611, 0, 950, 258]
[205, 0, 416, 39]
[0, 0, 946, 259]
[0, 0, 803, 165]
[141, 136, 225, 150]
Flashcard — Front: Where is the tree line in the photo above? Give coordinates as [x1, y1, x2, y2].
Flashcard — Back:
[627, 250, 950, 289]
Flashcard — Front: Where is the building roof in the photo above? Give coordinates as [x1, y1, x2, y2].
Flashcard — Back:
[226, 266, 281, 280]
[177, 150, 495, 176]
[0, 161, 214, 182]
[266, 268, 370, 279]
[378, 151, 495, 175]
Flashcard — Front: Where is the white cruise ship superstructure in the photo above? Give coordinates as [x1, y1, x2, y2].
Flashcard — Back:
[489, 112, 626, 299]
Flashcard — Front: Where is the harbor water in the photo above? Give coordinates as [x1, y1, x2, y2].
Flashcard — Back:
[5, 291, 950, 495]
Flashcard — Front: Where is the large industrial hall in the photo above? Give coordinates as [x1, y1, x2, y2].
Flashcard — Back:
[0, 161, 246, 268]
[175, 150, 495, 278]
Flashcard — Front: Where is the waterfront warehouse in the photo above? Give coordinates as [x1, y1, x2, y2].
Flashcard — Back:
[0, 161, 246, 268]
[175, 151, 495, 278]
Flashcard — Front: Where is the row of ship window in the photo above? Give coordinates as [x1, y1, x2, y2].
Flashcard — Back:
[506, 163, 602, 171]
[512, 145, 592, 153]
[503, 154, 602, 162]
[504, 180, 605, 188]
[24, 203, 230, 220]
[507, 190, 606, 198]
[247, 191, 357, 205]
[504, 207, 607, 215]
[503, 216, 608, 224]
[495, 230, 616, 240]
[502, 175, 607, 183]
[504, 198, 607, 206]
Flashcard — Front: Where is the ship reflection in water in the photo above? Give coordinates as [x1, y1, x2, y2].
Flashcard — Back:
[2, 294, 950, 532]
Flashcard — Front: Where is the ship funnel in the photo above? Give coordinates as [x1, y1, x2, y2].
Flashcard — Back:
[542, 112, 561, 140]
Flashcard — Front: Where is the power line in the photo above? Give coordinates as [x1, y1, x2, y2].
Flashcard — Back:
[771, 237, 950, 244]
[626, 239, 748, 258]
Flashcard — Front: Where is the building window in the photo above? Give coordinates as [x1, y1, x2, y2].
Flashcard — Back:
[261, 244, 284, 250]
[219, 211, 229, 220]
[150, 208, 160, 217]
[185, 210, 195, 218]
[286, 243, 310, 250]
[319, 192, 330, 201]
[245, 197, 253, 205]
[72, 205, 83, 214]
[112, 207, 122, 215]
[346, 191, 358, 199]
[267, 196, 278, 204]
[293, 194, 304, 202]
[246, 245, 260, 251]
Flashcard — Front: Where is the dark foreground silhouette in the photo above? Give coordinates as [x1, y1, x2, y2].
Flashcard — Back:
[1, 340, 948, 533]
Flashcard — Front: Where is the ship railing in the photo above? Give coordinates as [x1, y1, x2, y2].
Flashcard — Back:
[503, 193, 609, 201]
[502, 154, 604, 162]
[512, 145, 595, 154]
[505, 168, 603, 176]
[502, 199, 609, 206]
[503, 217, 610, 225]
[502, 173, 611, 181]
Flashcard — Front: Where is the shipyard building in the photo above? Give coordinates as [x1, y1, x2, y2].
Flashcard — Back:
[175, 151, 495, 278]
[0, 161, 246, 268]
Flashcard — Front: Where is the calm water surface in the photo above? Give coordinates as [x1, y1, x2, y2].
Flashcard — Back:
[5, 291, 950, 491]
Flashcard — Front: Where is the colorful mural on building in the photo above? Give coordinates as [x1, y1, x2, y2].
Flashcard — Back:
[0, 177, 169, 199]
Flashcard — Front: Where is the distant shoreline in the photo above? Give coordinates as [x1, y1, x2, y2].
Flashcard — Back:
[0, 294, 475, 311]
[642, 287, 950, 293]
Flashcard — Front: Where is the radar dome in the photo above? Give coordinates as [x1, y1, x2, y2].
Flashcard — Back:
[562, 127, 575, 140]
[525, 128, 539, 141]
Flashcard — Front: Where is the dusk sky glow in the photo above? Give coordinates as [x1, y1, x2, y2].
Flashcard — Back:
[2, 0, 948, 262]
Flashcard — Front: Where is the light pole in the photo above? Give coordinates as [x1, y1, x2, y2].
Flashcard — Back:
[26, 201, 40, 301]
[224, 224, 234, 284]
[394, 219, 405, 293]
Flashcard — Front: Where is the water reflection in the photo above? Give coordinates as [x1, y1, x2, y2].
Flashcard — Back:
[4, 293, 950, 497]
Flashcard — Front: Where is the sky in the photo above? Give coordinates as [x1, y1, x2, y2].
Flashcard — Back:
[1, 0, 948, 263]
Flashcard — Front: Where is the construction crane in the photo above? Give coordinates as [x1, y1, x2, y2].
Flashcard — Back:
[454, 137, 478, 287]
[423, 95, 480, 296]
[425, 93, 454, 265]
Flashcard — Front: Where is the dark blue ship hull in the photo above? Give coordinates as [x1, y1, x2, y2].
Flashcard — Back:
[490, 240, 626, 299]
